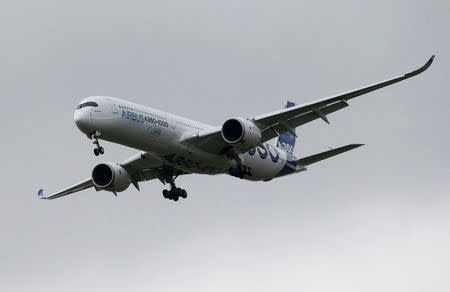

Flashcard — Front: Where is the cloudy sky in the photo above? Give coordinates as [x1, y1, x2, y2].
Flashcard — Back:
[1, 1, 449, 291]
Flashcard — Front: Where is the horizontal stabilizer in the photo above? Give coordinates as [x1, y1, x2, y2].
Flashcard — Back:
[296, 144, 364, 166]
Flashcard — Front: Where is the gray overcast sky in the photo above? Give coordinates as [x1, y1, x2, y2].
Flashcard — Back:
[1, 1, 449, 291]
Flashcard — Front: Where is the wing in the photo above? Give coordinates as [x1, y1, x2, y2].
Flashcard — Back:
[255, 55, 434, 141]
[184, 55, 434, 154]
[38, 179, 94, 200]
[39, 152, 189, 200]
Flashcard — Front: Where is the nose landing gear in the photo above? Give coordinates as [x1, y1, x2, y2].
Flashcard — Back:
[91, 132, 104, 156]
[93, 146, 104, 156]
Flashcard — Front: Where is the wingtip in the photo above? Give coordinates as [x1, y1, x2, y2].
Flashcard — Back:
[424, 55, 435, 69]
[37, 189, 44, 199]
[405, 55, 435, 77]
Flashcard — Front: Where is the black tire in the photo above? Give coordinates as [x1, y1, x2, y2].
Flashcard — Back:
[181, 189, 187, 198]
[173, 195, 179, 201]
[163, 189, 169, 198]
[99, 147, 104, 154]
[94, 148, 99, 156]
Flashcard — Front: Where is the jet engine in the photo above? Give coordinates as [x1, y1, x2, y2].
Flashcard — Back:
[221, 117, 262, 152]
[91, 163, 131, 192]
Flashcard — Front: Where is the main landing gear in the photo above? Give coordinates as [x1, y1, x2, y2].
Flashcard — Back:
[225, 149, 253, 179]
[229, 164, 253, 179]
[91, 132, 104, 156]
[162, 178, 187, 201]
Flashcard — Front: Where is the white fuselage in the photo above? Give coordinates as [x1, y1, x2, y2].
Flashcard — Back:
[74, 96, 294, 181]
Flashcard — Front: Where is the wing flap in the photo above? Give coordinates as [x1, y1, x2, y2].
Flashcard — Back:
[260, 100, 349, 142]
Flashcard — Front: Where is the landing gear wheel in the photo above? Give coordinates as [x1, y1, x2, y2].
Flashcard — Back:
[91, 132, 104, 156]
[163, 176, 187, 201]
[229, 165, 253, 178]
[238, 164, 245, 174]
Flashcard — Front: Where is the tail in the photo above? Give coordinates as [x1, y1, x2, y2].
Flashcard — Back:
[277, 101, 297, 154]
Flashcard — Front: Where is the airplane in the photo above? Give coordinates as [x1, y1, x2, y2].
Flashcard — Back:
[38, 55, 434, 201]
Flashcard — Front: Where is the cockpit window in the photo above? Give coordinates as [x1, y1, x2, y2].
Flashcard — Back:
[76, 102, 98, 110]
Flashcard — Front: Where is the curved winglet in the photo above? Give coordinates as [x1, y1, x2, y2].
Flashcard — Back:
[37, 189, 45, 199]
[405, 55, 435, 77]
[426, 55, 435, 68]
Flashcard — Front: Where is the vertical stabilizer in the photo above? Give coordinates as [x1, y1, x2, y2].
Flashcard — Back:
[277, 101, 297, 154]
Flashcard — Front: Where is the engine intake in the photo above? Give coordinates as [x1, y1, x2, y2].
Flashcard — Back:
[222, 119, 244, 143]
[221, 117, 262, 152]
[92, 163, 131, 192]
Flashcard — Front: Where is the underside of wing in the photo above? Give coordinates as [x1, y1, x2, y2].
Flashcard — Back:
[181, 127, 228, 154]
[120, 151, 190, 186]
[39, 178, 94, 200]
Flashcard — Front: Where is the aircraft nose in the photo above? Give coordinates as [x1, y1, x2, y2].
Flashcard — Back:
[74, 110, 92, 133]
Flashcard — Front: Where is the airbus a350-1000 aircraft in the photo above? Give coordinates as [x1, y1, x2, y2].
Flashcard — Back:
[38, 56, 434, 201]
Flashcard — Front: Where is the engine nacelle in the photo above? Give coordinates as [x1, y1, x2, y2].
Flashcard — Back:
[91, 163, 131, 192]
[221, 117, 262, 152]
